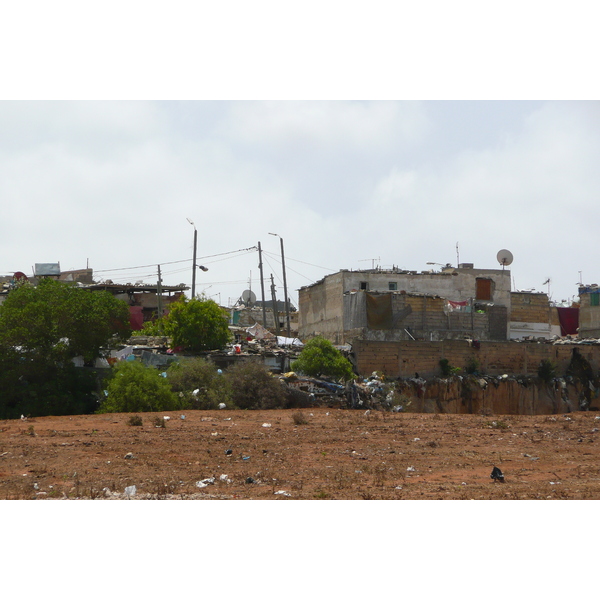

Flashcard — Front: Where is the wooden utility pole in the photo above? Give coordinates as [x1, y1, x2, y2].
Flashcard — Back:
[157, 265, 163, 317]
[258, 241, 267, 326]
[270, 274, 281, 335]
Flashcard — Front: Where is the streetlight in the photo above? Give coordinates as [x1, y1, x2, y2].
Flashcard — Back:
[187, 218, 197, 298]
[269, 232, 291, 337]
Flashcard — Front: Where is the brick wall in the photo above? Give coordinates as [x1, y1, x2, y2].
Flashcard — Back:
[353, 339, 600, 379]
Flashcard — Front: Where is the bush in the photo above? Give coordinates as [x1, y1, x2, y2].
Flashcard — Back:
[225, 361, 286, 410]
[167, 357, 231, 409]
[465, 357, 480, 375]
[127, 415, 143, 426]
[439, 358, 460, 377]
[538, 359, 557, 382]
[292, 411, 309, 425]
[98, 361, 181, 413]
[291, 337, 354, 381]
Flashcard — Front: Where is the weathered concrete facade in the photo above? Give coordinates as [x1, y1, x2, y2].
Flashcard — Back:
[299, 266, 512, 344]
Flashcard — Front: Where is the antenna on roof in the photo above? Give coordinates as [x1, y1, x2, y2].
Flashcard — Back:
[359, 257, 380, 269]
[496, 249, 514, 271]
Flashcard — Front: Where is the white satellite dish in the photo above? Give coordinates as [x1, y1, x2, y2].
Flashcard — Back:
[497, 249, 514, 268]
[241, 289, 256, 304]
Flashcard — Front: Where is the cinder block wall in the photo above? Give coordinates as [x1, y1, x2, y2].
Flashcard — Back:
[353, 339, 600, 378]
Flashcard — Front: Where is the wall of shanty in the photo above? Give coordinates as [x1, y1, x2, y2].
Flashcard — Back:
[352, 339, 600, 379]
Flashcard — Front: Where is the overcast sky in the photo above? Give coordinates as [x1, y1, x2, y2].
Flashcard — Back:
[1, 4, 598, 309]
[1, 100, 598, 307]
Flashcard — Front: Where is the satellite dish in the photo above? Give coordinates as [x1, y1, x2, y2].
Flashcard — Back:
[241, 289, 256, 304]
[497, 249, 514, 267]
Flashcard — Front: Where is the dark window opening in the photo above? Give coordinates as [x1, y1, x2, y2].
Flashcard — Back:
[360, 281, 369, 291]
[388, 282, 397, 291]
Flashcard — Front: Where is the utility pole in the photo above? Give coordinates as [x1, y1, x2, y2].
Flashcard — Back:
[157, 264, 163, 324]
[187, 218, 197, 299]
[258, 241, 267, 327]
[269, 233, 291, 337]
[270, 274, 281, 336]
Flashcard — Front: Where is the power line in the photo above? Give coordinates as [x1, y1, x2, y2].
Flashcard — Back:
[94, 247, 257, 274]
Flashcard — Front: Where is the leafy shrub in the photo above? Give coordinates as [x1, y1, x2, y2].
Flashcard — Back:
[291, 337, 354, 381]
[225, 361, 286, 409]
[98, 361, 182, 413]
[538, 359, 557, 382]
[465, 357, 480, 375]
[439, 358, 460, 377]
[167, 357, 231, 409]
[127, 415, 143, 426]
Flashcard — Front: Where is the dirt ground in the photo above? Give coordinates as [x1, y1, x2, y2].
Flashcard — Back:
[2, 408, 600, 500]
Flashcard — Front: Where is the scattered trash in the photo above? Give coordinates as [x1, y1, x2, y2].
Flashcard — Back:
[124, 452, 134, 460]
[461, 482, 467, 486]
[395, 485, 403, 490]
[218, 403, 226, 409]
[274, 490, 291, 497]
[242, 456, 250, 461]
[192, 389, 200, 396]
[163, 416, 170, 421]
[364, 410, 371, 416]
[406, 466, 416, 472]
[245, 477, 255, 484]
[124, 485, 137, 497]
[262, 423, 272, 428]
[196, 477, 215, 488]
[211, 432, 219, 436]
[549, 481, 561, 485]
[413, 438, 420, 442]
[225, 449, 233, 455]
[219, 474, 231, 483]
[180, 415, 186, 420]
[490, 466, 505, 482]
[33, 482, 39, 490]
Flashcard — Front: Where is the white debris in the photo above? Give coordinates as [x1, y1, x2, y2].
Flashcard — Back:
[218, 403, 226, 409]
[124, 485, 137, 497]
[274, 490, 291, 497]
[180, 415, 186, 420]
[407, 466, 416, 472]
[413, 438, 420, 442]
[196, 477, 216, 489]
[192, 389, 200, 396]
[262, 423, 272, 428]
[163, 416, 170, 421]
[219, 474, 231, 484]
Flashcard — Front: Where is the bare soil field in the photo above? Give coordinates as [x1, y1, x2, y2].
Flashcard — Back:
[2, 408, 600, 500]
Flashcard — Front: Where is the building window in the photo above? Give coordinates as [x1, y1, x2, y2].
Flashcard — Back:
[388, 282, 397, 291]
[591, 293, 600, 306]
[476, 278, 492, 301]
[360, 281, 369, 291]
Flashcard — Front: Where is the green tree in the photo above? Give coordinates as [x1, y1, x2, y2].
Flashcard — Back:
[0, 280, 132, 418]
[98, 361, 181, 413]
[291, 336, 354, 381]
[0, 279, 131, 365]
[162, 296, 230, 352]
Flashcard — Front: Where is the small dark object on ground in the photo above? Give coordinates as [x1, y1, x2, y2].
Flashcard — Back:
[225, 449, 232, 455]
[245, 477, 255, 484]
[491, 466, 505, 482]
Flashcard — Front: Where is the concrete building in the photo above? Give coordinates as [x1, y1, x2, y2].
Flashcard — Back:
[298, 264, 512, 345]
[577, 285, 600, 337]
